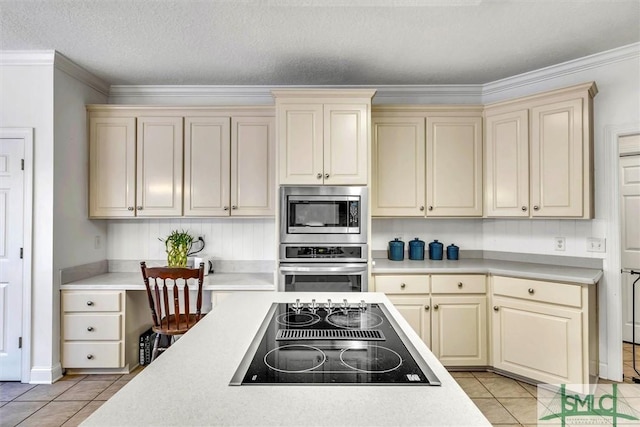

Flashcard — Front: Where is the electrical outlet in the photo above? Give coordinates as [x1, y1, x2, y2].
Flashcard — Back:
[94, 235, 101, 249]
[554, 237, 566, 251]
[587, 237, 606, 253]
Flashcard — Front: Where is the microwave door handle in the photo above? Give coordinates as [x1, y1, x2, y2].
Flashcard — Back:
[279, 265, 367, 273]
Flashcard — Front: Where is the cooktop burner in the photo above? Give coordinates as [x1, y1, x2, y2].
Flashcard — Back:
[230, 300, 441, 386]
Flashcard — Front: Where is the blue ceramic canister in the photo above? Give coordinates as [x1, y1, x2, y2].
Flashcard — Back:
[408, 238, 425, 260]
[446, 243, 459, 260]
[428, 239, 443, 260]
[388, 238, 405, 261]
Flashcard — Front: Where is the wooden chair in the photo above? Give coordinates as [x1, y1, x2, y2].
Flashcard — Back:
[140, 261, 205, 361]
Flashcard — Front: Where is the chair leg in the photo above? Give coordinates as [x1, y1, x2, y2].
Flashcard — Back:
[151, 333, 161, 362]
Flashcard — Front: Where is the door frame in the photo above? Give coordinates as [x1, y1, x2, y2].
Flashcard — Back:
[604, 122, 640, 381]
[0, 128, 33, 383]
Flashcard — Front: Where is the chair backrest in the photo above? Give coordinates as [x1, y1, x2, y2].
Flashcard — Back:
[140, 262, 205, 332]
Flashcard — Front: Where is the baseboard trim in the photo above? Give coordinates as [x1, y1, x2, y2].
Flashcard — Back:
[30, 363, 63, 384]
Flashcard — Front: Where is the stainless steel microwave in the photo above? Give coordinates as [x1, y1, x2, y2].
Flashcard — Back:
[279, 186, 368, 244]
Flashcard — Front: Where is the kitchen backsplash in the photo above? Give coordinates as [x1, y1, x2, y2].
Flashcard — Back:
[107, 218, 276, 261]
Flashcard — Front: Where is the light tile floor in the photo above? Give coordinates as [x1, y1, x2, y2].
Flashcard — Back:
[1, 344, 639, 427]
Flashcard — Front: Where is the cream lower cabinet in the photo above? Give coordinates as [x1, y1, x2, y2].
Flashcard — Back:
[431, 275, 487, 367]
[184, 116, 275, 216]
[274, 90, 375, 185]
[61, 290, 150, 373]
[373, 275, 431, 346]
[491, 276, 598, 386]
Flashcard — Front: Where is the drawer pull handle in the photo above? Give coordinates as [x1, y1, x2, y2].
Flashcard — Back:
[400, 283, 406, 289]
[528, 288, 535, 294]
[86, 301, 94, 306]
[433, 304, 439, 310]
[87, 326, 94, 332]
[424, 305, 430, 311]
[493, 306, 499, 311]
[87, 354, 94, 360]
[457, 282, 463, 288]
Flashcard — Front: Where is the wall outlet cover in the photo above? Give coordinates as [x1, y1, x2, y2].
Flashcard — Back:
[587, 237, 606, 253]
[554, 237, 566, 251]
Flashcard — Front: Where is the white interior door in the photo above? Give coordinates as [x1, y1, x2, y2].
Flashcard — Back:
[621, 151, 640, 343]
[0, 138, 25, 380]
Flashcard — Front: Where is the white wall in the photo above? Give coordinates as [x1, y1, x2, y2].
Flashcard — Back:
[107, 218, 276, 262]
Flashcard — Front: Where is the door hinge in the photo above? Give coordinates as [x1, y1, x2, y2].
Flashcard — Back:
[20, 248, 23, 259]
[19, 337, 22, 349]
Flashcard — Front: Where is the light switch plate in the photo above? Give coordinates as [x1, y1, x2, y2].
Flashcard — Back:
[587, 237, 606, 253]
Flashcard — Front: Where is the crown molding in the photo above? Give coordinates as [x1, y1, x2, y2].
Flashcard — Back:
[482, 42, 640, 100]
[54, 52, 110, 96]
[0, 50, 56, 65]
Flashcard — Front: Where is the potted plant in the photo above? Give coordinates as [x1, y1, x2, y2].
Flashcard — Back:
[160, 230, 194, 267]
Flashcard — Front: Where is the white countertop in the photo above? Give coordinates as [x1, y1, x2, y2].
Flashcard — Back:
[81, 292, 491, 427]
[372, 258, 603, 285]
[60, 272, 275, 291]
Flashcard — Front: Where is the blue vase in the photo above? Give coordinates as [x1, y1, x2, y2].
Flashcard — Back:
[408, 238, 425, 260]
[428, 239, 443, 260]
[447, 244, 459, 260]
[388, 238, 405, 261]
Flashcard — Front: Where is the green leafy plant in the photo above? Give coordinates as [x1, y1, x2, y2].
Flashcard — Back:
[159, 230, 194, 267]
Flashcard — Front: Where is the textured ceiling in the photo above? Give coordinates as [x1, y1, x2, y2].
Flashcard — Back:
[1, 0, 639, 86]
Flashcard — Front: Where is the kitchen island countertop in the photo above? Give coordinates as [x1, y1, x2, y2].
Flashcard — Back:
[81, 291, 491, 427]
[372, 257, 602, 285]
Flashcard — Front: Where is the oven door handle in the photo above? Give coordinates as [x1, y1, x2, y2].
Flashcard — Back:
[279, 265, 367, 273]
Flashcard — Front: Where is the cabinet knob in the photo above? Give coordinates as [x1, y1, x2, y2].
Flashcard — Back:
[424, 305, 430, 311]
[232, 205, 238, 210]
[493, 306, 499, 311]
[428, 206, 433, 211]
[325, 173, 330, 179]
[86, 301, 94, 306]
[419, 206, 425, 211]
[433, 304, 439, 310]
[86, 354, 94, 360]
[533, 205, 540, 211]
[528, 288, 535, 294]
[127, 206, 134, 211]
[400, 283, 406, 289]
[223, 206, 229, 211]
[457, 282, 463, 288]
[87, 326, 94, 332]
[317, 173, 322, 179]
[137, 206, 143, 210]
[521, 206, 527, 211]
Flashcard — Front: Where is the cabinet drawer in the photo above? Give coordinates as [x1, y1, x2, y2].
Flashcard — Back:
[62, 291, 122, 313]
[431, 275, 486, 294]
[492, 276, 582, 308]
[62, 342, 122, 368]
[63, 314, 122, 341]
[374, 275, 429, 294]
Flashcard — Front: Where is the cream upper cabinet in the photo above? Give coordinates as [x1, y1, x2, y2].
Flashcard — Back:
[274, 90, 375, 185]
[184, 117, 231, 216]
[484, 82, 597, 218]
[231, 116, 275, 216]
[184, 115, 275, 217]
[426, 114, 483, 216]
[484, 109, 530, 217]
[136, 117, 184, 216]
[89, 116, 136, 218]
[372, 116, 426, 216]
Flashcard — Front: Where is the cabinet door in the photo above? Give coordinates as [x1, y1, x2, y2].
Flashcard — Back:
[492, 296, 582, 385]
[530, 98, 583, 217]
[136, 117, 183, 216]
[277, 104, 324, 185]
[485, 110, 530, 217]
[372, 117, 425, 216]
[323, 104, 368, 185]
[426, 116, 482, 216]
[387, 296, 431, 347]
[89, 117, 136, 217]
[231, 116, 275, 216]
[431, 295, 487, 366]
[184, 117, 231, 216]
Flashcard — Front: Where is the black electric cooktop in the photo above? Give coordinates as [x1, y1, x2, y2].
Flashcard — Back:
[230, 300, 441, 385]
